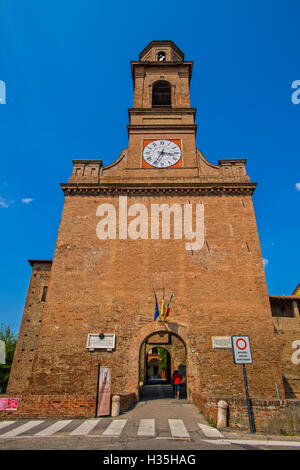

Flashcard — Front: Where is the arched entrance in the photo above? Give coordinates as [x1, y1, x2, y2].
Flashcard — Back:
[139, 331, 187, 400]
[146, 347, 171, 384]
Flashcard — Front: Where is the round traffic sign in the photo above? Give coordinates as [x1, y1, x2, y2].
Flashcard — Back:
[236, 338, 247, 350]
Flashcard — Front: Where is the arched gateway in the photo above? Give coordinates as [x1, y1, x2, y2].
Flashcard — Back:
[139, 331, 187, 399]
[125, 320, 193, 402]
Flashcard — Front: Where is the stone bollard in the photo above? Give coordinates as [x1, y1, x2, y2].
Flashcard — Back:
[217, 400, 228, 429]
[111, 395, 120, 417]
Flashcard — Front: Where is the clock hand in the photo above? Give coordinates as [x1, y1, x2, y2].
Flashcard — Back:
[153, 150, 164, 164]
[162, 152, 179, 156]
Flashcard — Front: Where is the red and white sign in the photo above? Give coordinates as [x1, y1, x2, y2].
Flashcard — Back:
[0, 398, 7, 410]
[6, 398, 19, 410]
[231, 335, 252, 364]
[0, 398, 19, 411]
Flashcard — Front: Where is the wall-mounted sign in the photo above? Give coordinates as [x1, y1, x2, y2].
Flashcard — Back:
[231, 335, 252, 364]
[0, 398, 7, 410]
[212, 336, 232, 349]
[0, 398, 19, 411]
[87, 334, 115, 352]
[6, 398, 19, 410]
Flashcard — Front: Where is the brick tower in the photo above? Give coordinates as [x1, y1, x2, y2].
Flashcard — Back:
[7, 41, 284, 417]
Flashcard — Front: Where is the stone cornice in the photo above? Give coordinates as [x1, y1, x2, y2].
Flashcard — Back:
[131, 61, 193, 68]
[28, 259, 53, 266]
[127, 124, 198, 132]
[72, 159, 103, 165]
[269, 295, 300, 300]
[61, 181, 257, 196]
[128, 107, 197, 116]
[131, 61, 193, 83]
[218, 159, 247, 165]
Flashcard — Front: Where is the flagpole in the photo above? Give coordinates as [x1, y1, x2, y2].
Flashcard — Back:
[163, 287, 164, 324]
[162, 287, 165, 324]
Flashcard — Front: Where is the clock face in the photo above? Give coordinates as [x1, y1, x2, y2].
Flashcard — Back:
[143, 140, 182, 168]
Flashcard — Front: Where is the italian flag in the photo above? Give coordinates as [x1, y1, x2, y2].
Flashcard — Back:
[162, 293, 173, 322]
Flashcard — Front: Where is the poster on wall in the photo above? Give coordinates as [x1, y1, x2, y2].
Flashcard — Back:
[97, 366, 111, 417]
[0, 398, 7, 410]
[6, 398, 19, 410]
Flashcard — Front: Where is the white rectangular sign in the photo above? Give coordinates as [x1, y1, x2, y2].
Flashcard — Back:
[212, 336, 232, 349]
[231, 335, 252, 364]
[87, 334, 115, 351]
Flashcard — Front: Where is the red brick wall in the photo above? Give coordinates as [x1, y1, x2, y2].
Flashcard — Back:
[192, 392, 300, 434]
[24, 192, 284, 402]
[7, 261, 52, 394]
[0, 393, 136, 419]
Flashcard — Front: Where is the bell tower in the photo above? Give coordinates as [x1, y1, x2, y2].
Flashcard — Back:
[127, 40, 198, 175]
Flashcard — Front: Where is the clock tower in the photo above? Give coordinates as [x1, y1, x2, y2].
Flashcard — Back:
[7, 41, 286, 422]
[127, 40, 196, 175]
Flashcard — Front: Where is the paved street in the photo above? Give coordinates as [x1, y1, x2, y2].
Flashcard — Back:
[0, 396, 300, 451]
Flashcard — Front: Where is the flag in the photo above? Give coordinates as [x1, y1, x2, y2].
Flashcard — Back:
[153, 291, 159, 321]
[165, 293, 173, 320]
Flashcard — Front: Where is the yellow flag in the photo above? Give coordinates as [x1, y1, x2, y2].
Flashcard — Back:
[160, 297, 166, 322]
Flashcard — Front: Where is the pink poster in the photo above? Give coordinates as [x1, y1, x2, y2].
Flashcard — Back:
[6, 398, 19, 410]
[0, 398, 7, 410]
[97, 367, 111, 417]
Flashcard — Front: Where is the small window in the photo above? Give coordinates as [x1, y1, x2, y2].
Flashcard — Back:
[157, 51, 166, 62]
[152, 80, 171, 107]
[41, 286, 48, 302]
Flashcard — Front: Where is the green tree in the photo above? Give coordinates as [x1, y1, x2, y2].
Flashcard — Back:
[0, 324, 17, 393]
[158, 348, 168, 371]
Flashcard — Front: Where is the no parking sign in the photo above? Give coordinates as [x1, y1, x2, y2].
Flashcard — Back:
[231, 335, 255, 433]
[231, 335, 252, 364]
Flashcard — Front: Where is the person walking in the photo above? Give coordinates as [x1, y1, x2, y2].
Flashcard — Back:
[172, 370, 182, 399]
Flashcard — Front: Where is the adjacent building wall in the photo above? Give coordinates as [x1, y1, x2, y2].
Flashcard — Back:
[7, 260, 52, 394]
[270, 297, 300, 398]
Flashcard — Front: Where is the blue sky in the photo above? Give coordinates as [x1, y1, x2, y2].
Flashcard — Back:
[0, 0, 299, 333]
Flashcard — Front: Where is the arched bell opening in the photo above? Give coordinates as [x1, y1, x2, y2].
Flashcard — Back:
[152, 80, 171, 108]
